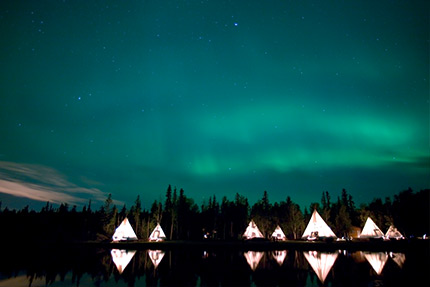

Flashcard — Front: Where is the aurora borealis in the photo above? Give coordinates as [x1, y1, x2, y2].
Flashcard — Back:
[0, 0, 428, 210]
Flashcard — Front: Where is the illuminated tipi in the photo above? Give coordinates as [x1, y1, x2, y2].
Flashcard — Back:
[301, 210, 337, 240]
[112, 218, 138, 241]
[149, 223, 166, 242]
[243, 220, 264, 240]
[359, 217, 384, 239]
[271, 225, 287, 241]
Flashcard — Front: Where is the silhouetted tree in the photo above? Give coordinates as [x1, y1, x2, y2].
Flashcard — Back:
[251, 191, 273, 237]
[200, 195, 220, 239]
[0, 185, 427, 244]
[335, 205, 352, 237]
[234, 193, 249, 239]
[218, 194, 248, 239]
[119, 204, 127, 221]
[131, 195, 142, 237]
[99, 194, 117, 238]
[220, 196, 231, 239]
[284, 197, 305, 239]
[163, 185, 173, 239]
[321, 191, 331, 222]
[170, 186, 178, 240]
[151, 200, 162, 224]
[391, 188, 429, 237]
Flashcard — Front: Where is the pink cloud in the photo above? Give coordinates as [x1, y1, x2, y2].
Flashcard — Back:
[0, 179, 84, 204]
[0, 161, 112, 206]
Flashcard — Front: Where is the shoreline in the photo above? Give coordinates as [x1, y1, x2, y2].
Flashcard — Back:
[106, 239, 429, 252]
[21, 238, 427, 252]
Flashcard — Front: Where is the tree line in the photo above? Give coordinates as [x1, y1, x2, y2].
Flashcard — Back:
[0, 186, 428, 243]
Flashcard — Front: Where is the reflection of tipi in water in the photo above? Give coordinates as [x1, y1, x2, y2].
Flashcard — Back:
[244, 251, 264, 271]
[148, 250, 165, 269]
[111, 249, 136, 274]
[272, 250, 287, 266]
[303, 251, 338, 283]
[389, 252, 406, 268]
[364, 252, 388, 275]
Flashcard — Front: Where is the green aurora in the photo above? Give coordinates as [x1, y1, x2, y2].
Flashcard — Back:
[0, 0, 428, 210]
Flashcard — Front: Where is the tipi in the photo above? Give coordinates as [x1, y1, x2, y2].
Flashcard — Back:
[111, 249, 136, 274]
[149, 223, 166, 242]
[301, 210, 337, 240]
[243, 220, 264, 240]
[112, 218, 138, 241]
[271, 225, 287, 241]
[385, 225, 404, 240]
[359, 217, 384, 239]
[303, 251, 338, 283]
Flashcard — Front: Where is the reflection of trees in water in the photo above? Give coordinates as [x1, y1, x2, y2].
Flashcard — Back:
[0, 247, 420, 286]
[331, 251, 371, 286]
[194, 250, 308, 287]
[0, 248, 309, 287]
[200, 250, 251, 287]
[0, 247, 112, 286]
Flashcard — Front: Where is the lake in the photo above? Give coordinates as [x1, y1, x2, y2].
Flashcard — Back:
[0, 242, 428, 286]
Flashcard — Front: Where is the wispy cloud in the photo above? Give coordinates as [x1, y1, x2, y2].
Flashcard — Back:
[0, 161, 109, 206]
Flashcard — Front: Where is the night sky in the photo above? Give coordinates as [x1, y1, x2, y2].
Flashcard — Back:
[0, 0, 428, 211]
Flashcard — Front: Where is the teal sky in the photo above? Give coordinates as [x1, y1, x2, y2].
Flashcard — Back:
[0, 0, 428, 210]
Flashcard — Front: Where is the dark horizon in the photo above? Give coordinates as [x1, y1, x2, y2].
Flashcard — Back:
[1, 186, 428, 242]
[0, 184, 427, 213]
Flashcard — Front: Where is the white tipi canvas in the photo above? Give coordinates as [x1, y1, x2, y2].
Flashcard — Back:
[243, 220, 264, 239]
[149, 223, 167, 241]
[271, 225, 287, 241]
[111, 249, 136, 274]
[112, 218, 138, 241]
[359, 217, 384, 239]
[301, 210, 337, 240]
[303, 251, 338, 283]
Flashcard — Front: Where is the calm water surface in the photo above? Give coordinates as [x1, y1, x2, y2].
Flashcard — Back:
[0, 245, 428, 286]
